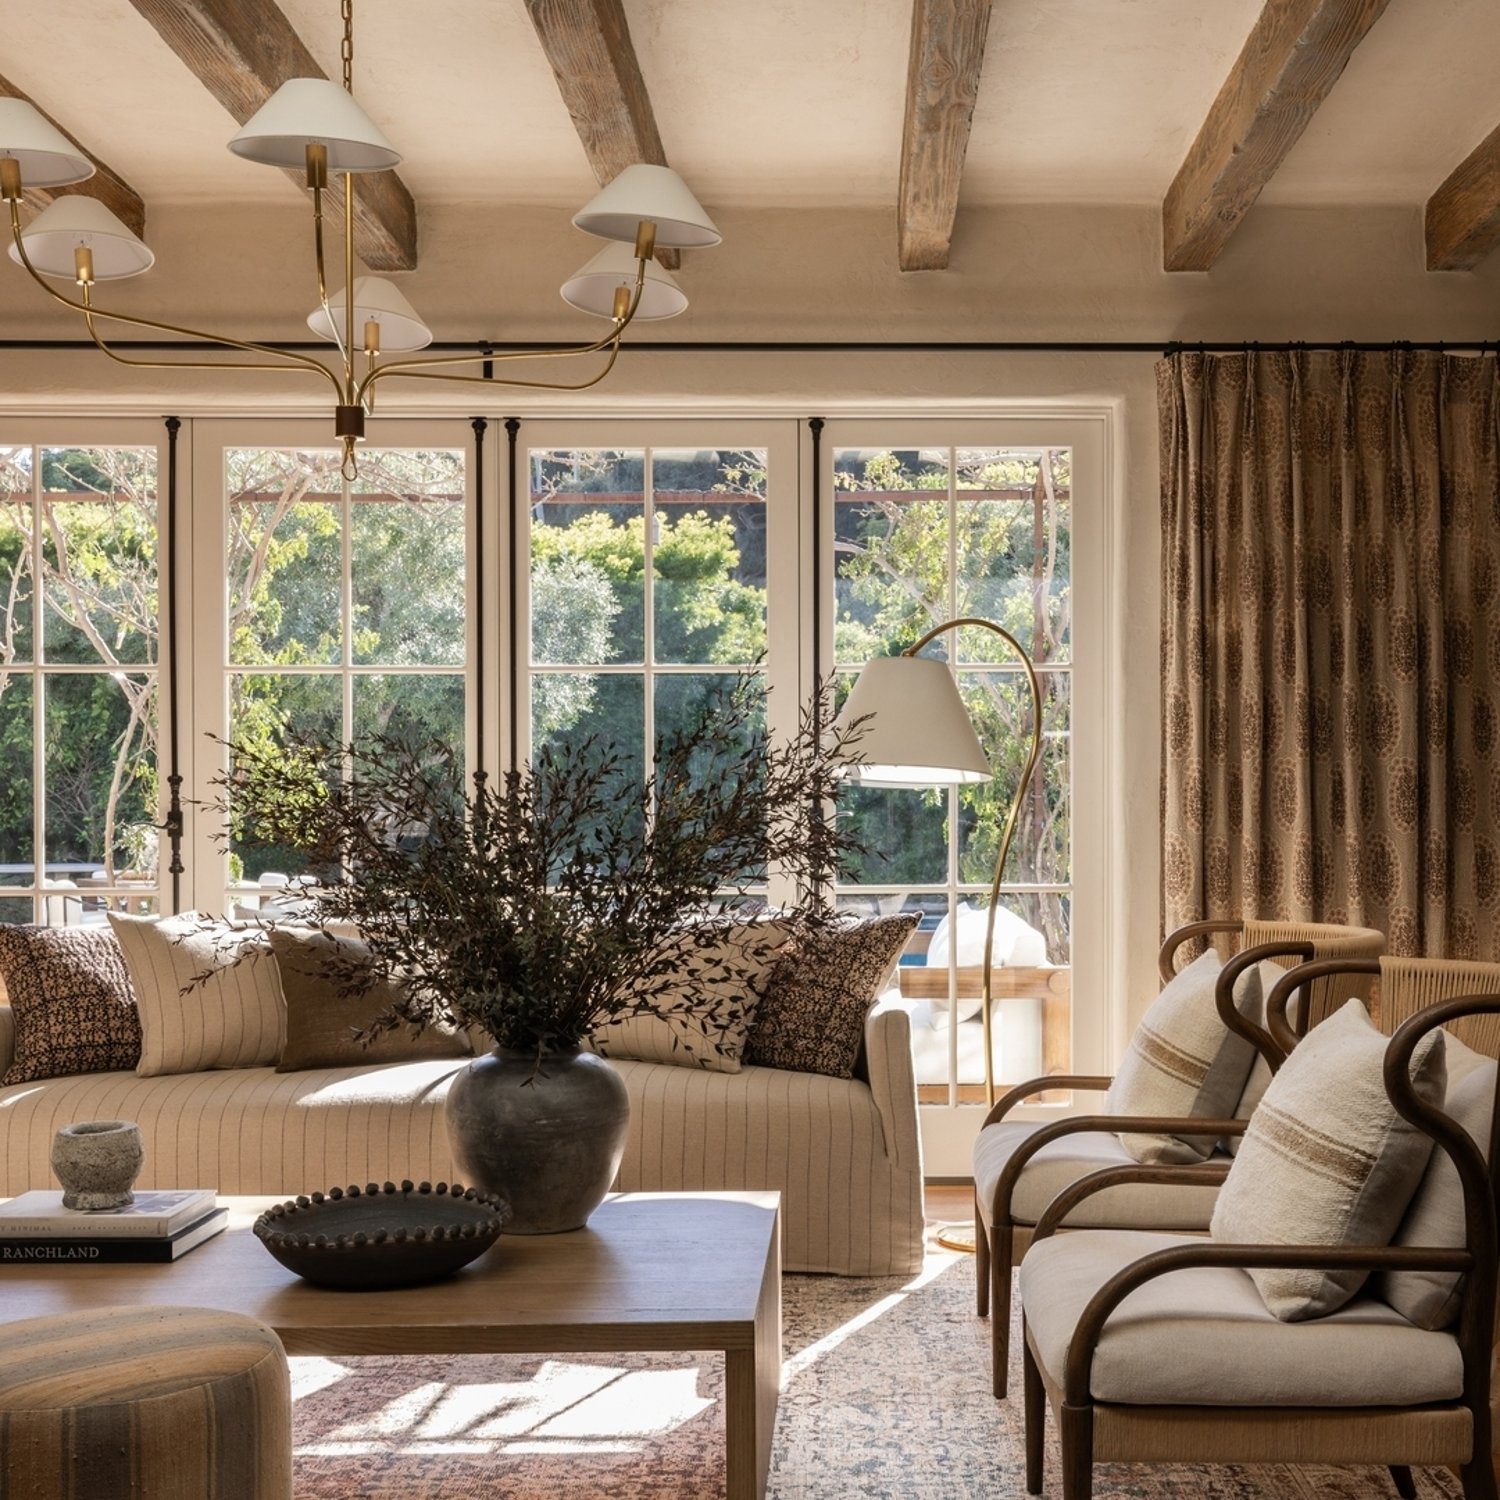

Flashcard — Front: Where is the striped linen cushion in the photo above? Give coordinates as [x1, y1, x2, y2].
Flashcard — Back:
[110, 911, 284, 1077]
[1211, 998, 1447, 1320]
[1105, 949, 1262, 1163]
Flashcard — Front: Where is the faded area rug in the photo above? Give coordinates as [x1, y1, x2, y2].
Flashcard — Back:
[292, 1240, 1464, 1498]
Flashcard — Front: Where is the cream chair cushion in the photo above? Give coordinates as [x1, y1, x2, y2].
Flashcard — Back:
[1211, 999, 1446, 1320]
[973, 1121, 1224, 1230]
[1379, 1036, 1497, 1330]
[1105, 950, 1262, 1164]
[1020, 1228, 1464, 1407]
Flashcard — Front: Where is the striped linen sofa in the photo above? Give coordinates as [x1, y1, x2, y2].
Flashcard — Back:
[0, 1002, 923, 1276]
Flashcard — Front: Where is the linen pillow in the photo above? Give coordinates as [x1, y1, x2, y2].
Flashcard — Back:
[1379, 1034, 1497, 1330]
[270, 929, 470, 1072]
[109, 911, 283, 1077]
[1106, 949, 1262, 1164]
[0, 926, 140, 1084]
[744, 913, 918, 1078]
[1210, 998, 1446, 1321]
[1226, 959, 1314, 1155]
[591, 916, 794, 1074]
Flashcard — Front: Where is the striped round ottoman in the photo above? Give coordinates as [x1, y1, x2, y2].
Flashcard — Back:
[0, 1305, 291, 1498]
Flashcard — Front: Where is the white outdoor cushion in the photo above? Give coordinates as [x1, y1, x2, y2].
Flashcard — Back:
[973, 1121, 1224, 1230]
[1211, 999, 1446, 1320]
[1105, 949, 1261, 1164]
[1379, 1036, 1497, 1330]
[1020, 1228, 1464, 1408]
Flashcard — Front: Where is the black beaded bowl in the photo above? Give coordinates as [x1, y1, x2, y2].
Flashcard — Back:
[253, 1180, 509, 1290]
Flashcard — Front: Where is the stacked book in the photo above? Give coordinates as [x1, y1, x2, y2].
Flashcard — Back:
[0, 1190, 226, 1262]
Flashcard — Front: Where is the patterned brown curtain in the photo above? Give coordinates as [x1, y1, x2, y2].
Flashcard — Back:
[1158, 349, 1500, 959]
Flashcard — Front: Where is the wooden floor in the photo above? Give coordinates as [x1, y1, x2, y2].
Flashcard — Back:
[924, 1182, 974, 1226]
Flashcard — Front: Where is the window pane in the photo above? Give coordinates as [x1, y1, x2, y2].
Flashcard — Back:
[228, 449, 342, 666]
[0, 446, 33, 664]
[0, 676, 33, 885]
[956, 669, 1070, 889]
[228, 672, 342, 884]
[40, 447, 157, 666]
[530, 450, 645, 665]
[43, 672, 158, 883]
[532, 670, 644, 767]
[833, 447, 950, 665]
[651, 449, 767, 665]
[350, 449, 465, 667]
[955, 448, 1070, 666]
[0, 897, 32, 924]
[653, 673, 765, 825]
[353, 672, 465, 753]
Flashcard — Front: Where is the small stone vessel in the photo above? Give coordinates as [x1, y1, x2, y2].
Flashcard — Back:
[51, 1120, 144, 1211]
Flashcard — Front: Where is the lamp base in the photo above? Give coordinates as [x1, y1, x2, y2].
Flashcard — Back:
[934, 1221, 978, 1254]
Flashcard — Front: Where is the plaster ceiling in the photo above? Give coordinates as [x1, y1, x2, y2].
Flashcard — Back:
[1, 0, 1496, 216]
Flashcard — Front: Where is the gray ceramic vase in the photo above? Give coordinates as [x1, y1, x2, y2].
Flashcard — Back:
[445, 1047, 629, 1234]
[51, 1120, 144, 1211]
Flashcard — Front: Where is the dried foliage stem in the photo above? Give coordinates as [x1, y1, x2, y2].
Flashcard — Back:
[211, 674, 866, 1065]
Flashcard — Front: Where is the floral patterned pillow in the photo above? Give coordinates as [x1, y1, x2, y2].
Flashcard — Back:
[744, 914, 918, 1078]
[0, 925, 141, 1085]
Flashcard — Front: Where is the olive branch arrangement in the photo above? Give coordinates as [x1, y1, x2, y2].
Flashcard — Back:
[210, 675, 867, 1061]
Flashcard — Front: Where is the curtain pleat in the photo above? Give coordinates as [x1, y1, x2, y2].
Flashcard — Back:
[1159, 349, 1500, 959]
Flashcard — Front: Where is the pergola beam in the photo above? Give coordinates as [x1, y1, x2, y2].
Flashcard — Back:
[522, 0, 680, 269]
[0, 75, 146, 238]
[126, 0, 418, 271]
[897, 0, 993, 272]
[1162, 0, 1392, 272]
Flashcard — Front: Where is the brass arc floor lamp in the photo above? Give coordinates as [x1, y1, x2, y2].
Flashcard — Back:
[837, 617, 1044, 1254]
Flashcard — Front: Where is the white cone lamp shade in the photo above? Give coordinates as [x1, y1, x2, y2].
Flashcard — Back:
[306, 276, 431, 350]
[560, 241, 688, 320]
[229, 79, 401, 172]
[0, 98, 93, 187]
[8, 196, 153, 279]
[573, 164, 721, 249]
[835, 655, 992, 786]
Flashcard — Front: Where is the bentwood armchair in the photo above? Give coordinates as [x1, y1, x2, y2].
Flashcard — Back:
[973, 918, 1384, 1397]
[1018, 991, 1500, 1500]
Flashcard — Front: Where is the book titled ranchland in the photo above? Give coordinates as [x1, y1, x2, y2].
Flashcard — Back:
[0, 1189, 217, 1238]
[0, 1207, 229, 1263]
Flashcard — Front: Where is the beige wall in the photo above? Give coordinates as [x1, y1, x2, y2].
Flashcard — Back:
[1, 197, 1495, 1038]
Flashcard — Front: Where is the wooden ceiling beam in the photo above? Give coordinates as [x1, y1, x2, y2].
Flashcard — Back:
[898, 0, 993, 272]
[1425, 124, 1500, 271]
[1162, 0, 1392, 272]
[522, 0, 680, 270]
[125, 0, 417, 271]
[0, 75, 146, 239]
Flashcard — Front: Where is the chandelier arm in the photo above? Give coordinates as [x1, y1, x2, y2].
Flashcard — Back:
[369, 338, 624, 394]
[8, 204, 345, 399]
[901, 614, 1045, 1112]
[354, 257, 648, 402]
[311, 182, 350, 377]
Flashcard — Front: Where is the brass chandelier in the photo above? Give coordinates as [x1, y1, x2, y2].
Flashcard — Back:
[0, 1, 719, 478]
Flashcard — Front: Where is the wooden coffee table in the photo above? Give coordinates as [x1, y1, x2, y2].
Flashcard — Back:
[0, 1190, 782, 1499]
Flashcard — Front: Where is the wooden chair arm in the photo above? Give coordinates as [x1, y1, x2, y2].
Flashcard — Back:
[1061, 1241, 1473, 1407]
[1264, 955, 1380, 1057]
[988, 1114, 1244, 1231]
[1031, 1161, 1232, 1243]
[982, 1075, 1113, 1130]
[1159, 919, 1243, 985]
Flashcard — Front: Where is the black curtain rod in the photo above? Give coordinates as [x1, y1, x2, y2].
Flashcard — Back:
[0, 337, 1495, 355]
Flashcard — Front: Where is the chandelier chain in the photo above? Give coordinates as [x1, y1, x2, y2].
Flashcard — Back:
[341, 0, 354, 92]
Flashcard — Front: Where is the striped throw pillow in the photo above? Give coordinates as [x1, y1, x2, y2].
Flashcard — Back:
[1211, 998, 1446, 1321]
[1106, 949, 1262, 1164]
[109, 912, 284, 1078]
